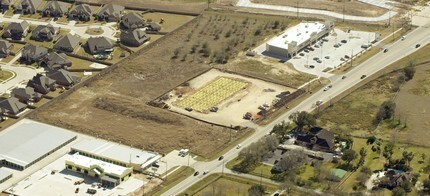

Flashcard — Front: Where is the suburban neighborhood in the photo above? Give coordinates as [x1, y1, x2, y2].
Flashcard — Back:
[0, 0, 429, 196]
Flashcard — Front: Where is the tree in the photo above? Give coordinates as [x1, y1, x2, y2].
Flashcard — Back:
[367, 136, 377, 144]
[342, 149, 357, 165]
[423, 179, 430, 192]
[376, 100, 396, 122]
[392, 187, 406, 196]
[275, 149, 307, 174]
[271, 121, 290, 138]
[403, 65, 416, 81]
[248, 185, 265, 196]
[383, 143, 394, 163]
[402, 151, 414, 166]
[288, 111, 316, 132]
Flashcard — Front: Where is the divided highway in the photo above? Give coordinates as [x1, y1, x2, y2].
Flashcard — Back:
[162, 21, 430, 196]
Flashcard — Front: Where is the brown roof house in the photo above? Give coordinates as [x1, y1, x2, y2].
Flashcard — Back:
[86, 37, 113, 55]
[53, 34, 81, 53]
[68, 4, 92, 21]
[0, 39, 13, 58]
[27, 74, 56, 94]
[0, 0, 15, 12]
[20, 44, 48, 64]
[40, 52, 72, 70]
[120, 29, 150, 47]
[0, 97, 27, 115]
[30, 24, 59, 41]
[47, 69, 80, 86]
[41, 1, 71, 17]
[15, 0, 42, 14]
[2, 21, 29, 40]
[11, 87, 42, 103]
[121, 12, 145, 29]
[295, 127, 335, 152]
[95, 4, 124, 22]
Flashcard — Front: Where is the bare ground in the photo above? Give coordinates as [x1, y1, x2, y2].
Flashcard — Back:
[32, 11, 308, 159]
[249, 0, 388, 17]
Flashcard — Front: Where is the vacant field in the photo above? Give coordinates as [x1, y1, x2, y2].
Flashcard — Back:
[85, 0, 207, 13]
[143, 12, 196, 32]
[31, 11, 313, 159]
[251, 0, 388, 17]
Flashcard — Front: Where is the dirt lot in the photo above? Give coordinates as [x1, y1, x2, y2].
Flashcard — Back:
[85, 0, 207, 13]
[250, 0, 387, 17]
[31, 11, 312, 159]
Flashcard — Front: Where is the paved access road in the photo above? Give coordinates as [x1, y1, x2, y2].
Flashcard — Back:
[162, 18, 430, 196]
[0, 14, 118, 40]
[236, 0, 397, 22]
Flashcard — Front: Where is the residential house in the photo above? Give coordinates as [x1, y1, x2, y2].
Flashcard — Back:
[146, 22, 161, 32]
[11, 87, 42, 103]
[20, 44, 48, 64]
[2, 21, 29, 40]
[295, 127, 335, 152]
[95, 4, 124, 22]
[47, 69, 80, 86]
[0, 0, 15, 12]
[41, 1, 71, 17]
[68, 4, 92, 21]
[40, 52, 72, 70]
[377, 170, 413, 189]
[120, 29, 150, 47]
[15, 0, 42, 14]
[27, 74, 56, 94]
[30, 24, 59, 41]
[86, 37, 113, 55]
[0, 39, 13, 58]
[0, 97, 27, 115]
[53, 34, 81, 53]
[121, 12, 145, 29]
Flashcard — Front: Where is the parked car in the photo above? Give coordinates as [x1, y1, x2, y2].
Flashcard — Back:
[324, 56, 330, 59]
[416, 44, 421, 48]
[304, 49, 309, 52]
[313, 57, 319, 61]
[341, 39, 347, 43]
[219, 156, 224, 161]
[342, 75, 347, 79]
[344, 55, 350, 59]
[203, 170, 209, 175]
[316, 60, 322, 63]
[236, 144, 242, 149]
[361, 44, 369, 49]
[383, 48, 389, 53]
[185, 107, 193, 112]
[361, 75, 367, 79]
[299, 53, 305, 56]
[309, 65, 315, 69]
[194, 171, 200, 176]
[401, 36, 405, 40]
[75, 188, 79, 193]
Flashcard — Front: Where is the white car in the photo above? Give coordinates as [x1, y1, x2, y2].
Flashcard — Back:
[236, 144, 242, 149]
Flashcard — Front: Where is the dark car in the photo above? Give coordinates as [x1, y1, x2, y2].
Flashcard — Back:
[218, 156, 224, 161]
[342, 75, 346, 79]
[341, 40, 347, 43]
[416, 44, 421, 48]
[361, 75, 367, 79]
[194, 171, 200, 176]
[383, 48, 389, 53]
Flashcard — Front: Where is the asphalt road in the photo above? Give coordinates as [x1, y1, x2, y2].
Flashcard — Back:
[162, 21, 430, 196]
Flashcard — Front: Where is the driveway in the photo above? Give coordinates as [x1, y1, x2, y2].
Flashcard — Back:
[1, 14, 118, 40]
[236, 0, 397, 22]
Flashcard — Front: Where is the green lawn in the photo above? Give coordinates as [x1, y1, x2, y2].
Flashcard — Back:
[0, 70, 14, 81]
[225, 157, 273, 179]
[67, 56, 97, 70]
[149, 166, 195, 196]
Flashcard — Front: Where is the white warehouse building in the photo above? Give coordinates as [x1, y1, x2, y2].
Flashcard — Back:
[266, 21, 333, 58]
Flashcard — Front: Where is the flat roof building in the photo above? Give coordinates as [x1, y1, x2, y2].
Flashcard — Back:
[65, 153, 133, 187]
[71, 139, 161, 171]
[0, 169, 12, 184]
[0, 119, 77, 170]
[266, 21, 332, 58]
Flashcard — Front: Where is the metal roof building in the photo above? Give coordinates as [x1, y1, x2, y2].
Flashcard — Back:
[0, 169, 12, 184]
[71, 139, 161, 171]
[266, 21, 332, 58]
[0, 119, 77, 170]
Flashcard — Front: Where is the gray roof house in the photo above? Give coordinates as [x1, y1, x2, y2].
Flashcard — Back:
[20, 44, 48, 64]
[0, 97, 27, 115]
[0, 39, 13, 58]
[146, 22, 161, 32]
[40, 52, 72, 70]
[53, 34, 80, 53]
[2, 21, 29, 40]
[11, 87, 42, 103]
[121, 12, 145, 29]
[48, 69, 80, 86]
[15, 0, 42, 14]
[41, 1, 71, 17]
[27, 74, 56, 94]
[86, 37, 113, 55]
[120, 29, 150, 47]
[95, 4, 124, 22]
[30, 24, 58, 41]
[0, 0, 15, 11]
[68, 4, 92, 21]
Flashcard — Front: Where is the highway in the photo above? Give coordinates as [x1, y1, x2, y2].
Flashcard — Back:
[161, 20, 430, 196]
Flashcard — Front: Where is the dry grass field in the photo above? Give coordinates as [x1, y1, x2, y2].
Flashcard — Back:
[85, 0, 207, 13]
[31, 11, 314, 159]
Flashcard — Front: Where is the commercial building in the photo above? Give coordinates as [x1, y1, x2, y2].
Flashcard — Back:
[265, 21, 333, 58]
[0, 169, 12, 184]
[0, 119, 77, 170]
[71, 139, 161, 171]
[65, 153, 133, 187]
